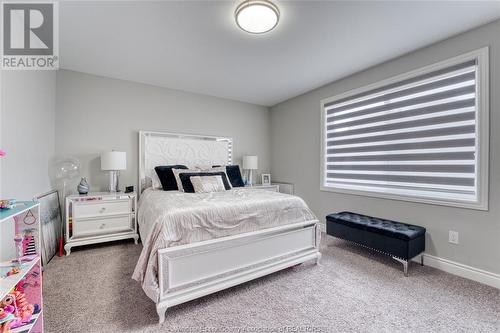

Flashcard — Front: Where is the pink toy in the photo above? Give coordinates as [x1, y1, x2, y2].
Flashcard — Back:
[0, 291, 35, 328]
[14, 234, 24, 264]
[11, 290, 33, 326]
[6, 267, 20, 276]
[10, 254, 37, 264]
[0, 305, 15, 320]
[21, 230, 37, 256]
[0, 298, 18, 327]
[0, 149, 5, 157]
[1, 295, 19, 318]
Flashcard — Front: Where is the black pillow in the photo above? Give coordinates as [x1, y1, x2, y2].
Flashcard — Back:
[212, 165, 245, 188]
[225, 165, 244, 187]
[179, 172, 232, 193]
[155, 165, 188, 191]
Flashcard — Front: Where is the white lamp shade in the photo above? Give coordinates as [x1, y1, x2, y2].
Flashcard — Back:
[242, 155, 258, 170]
[101, 151, 127, 171]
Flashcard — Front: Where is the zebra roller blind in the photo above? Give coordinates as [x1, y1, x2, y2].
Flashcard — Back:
[321, 50, 488, 209]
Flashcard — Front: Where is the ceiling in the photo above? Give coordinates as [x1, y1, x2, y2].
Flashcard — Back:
[59, 1, 500, 106]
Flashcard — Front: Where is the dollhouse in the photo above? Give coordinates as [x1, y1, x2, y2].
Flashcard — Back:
[0, 202, 43, 332]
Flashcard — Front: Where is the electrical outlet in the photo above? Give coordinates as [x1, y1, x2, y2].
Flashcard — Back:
[449, 230, 459, 244]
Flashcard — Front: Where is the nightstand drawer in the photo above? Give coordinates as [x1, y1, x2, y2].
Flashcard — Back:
[73, 215, 132, 238]
[244, 185, 279, 192]
[73, 200, 131, 219]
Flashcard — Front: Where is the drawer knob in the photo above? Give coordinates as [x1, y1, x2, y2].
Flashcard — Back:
[100, 223, 106, 229]
[100, 207, 106, 213]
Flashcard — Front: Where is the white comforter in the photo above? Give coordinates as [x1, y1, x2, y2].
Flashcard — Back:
[132, 187, 317, 302]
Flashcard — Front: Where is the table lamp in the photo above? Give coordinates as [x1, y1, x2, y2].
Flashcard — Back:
[242, 155, 258, 186]
[101, 151, 126, 192]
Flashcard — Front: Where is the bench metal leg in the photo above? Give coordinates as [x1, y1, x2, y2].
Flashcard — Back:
[392, 257, 409, 277]
[316, 252, 322, 265]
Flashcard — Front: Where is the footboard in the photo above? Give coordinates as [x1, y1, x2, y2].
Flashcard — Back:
[156, 220, 321, 323]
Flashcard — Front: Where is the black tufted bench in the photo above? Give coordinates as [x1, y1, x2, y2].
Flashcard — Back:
[326, 212, 426, 276]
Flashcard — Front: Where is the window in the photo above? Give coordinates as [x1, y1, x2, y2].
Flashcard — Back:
[320, 48, 489, 210]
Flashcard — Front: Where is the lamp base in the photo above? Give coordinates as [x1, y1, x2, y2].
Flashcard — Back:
[108, 170, 120, 192]
[248, 169, 254, 186]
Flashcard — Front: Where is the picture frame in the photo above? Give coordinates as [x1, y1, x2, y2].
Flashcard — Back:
[35, 189, 62, 265]
[261, 173, 271, 185]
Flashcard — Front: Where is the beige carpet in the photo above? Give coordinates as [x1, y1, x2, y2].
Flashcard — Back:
[43, 235, 500, 332]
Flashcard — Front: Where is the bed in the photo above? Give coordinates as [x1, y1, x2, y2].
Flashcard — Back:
[133, 131, 321, 323]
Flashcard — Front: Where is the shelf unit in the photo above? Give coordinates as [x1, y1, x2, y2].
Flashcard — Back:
[0, 258, 39, 299]
[0, 201, 43, 333]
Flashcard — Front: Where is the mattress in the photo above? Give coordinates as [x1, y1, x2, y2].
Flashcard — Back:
[132, 187, 317, 301]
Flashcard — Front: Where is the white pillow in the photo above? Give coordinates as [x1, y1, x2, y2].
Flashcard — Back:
[190, 176, 226, 193]
[151, 171, 162, 189]
[172, 168, 194, 192]
[210, 166, 231, 187]
[172, 167, 232, 192]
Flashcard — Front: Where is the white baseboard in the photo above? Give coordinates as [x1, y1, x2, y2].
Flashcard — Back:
[322, 222, 500, 289]
[413, 254, 500, 289]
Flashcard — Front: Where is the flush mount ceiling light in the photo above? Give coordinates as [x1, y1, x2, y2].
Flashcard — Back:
[235, 0, 280, 34]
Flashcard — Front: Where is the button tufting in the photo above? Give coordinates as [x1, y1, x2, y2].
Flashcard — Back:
[326, 211, 426, 241]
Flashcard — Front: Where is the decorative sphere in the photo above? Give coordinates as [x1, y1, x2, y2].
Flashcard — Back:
[50, 156, 81, 182]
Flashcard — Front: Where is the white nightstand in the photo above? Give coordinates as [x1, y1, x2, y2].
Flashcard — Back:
[64, 192, 139, 255]
[244, 184, 280, 192]
[272, 182, 294, 195]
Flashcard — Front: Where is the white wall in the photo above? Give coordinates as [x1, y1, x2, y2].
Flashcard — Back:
[55, 70, 271, 193]
[270, 20, 500, 275]
[1, 71, 56, 199]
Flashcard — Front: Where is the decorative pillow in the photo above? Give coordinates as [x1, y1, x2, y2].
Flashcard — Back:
[225, 165, 245, 187]
[190, 175, 226, 193]
[212, 165, 245, 187]
[172, 168, 194, 191]
[179, 172, 232, 193]
[154, 165, 188, 191]
[151, 169, 164, 189]
[173, 167, 231, 192]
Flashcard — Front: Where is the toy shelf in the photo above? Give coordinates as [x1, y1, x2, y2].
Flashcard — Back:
[0, 201, 43, 333]
[0, 258, 40, 301]
[11, 309, 42, 333]
[0, 201, 38, 224]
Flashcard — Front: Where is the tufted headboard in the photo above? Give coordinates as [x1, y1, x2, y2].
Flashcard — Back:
[138, 131, 233, 194]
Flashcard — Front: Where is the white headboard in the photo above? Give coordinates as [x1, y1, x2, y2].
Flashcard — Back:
[139, 131, 233, 194]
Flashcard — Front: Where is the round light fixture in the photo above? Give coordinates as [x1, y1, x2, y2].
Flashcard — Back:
[235, 0, 280, 34]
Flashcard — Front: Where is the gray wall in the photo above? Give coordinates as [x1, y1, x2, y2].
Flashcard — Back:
[270, 20, 500, 274]
[0, 70, 56, 260]
[1, 71, 56, 199]
[55, 70, 271, 193]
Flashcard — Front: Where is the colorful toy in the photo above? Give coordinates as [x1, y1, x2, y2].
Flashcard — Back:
[0, 305, 15, 324]
[1, 294, 19, 319]
[1, 295, 15, 307]
[6, 267, 20, 277]
[11, 290, 34, 325]
[10, 254, 37, 264]
[0, 199, 15, 210]
[14, 234, 24, 265]
[21, 229, 37, 256]
[0, 290, 37, 329]
[0, 295, 19, 331]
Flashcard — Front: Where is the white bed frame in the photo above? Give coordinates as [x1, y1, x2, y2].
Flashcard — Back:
[138, 131, 321, 323]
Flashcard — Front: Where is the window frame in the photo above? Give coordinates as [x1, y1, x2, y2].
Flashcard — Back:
[320, 47, 489, 210]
